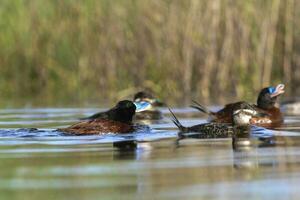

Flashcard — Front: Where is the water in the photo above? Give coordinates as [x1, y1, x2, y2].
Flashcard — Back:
[0, 107, 300, 200]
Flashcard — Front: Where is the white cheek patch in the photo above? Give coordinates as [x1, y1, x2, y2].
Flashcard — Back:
[135, 98, 141, 102]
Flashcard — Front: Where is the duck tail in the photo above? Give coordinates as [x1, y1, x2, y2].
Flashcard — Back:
[190, 100, 214, 116]
[168, 107, 188, 132]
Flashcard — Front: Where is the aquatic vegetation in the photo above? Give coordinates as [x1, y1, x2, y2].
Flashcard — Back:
[0, 0, 299, 107]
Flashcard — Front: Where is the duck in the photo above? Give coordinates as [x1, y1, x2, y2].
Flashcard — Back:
[169, 102, 258, 139]
[191, 84, 285, 128]
[81, 91, 165, 121]
[58, 100, 150, 135]
[133, 91, 165, 120]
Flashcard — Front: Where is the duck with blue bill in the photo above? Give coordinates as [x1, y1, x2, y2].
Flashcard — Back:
[191, 84, 285, 128]
[59, 100, 151, 135]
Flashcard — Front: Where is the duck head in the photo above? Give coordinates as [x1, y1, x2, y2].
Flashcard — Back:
[134, 91, 165, 107]
[257, 84, 285, 109]
[109, 100, 151, 123]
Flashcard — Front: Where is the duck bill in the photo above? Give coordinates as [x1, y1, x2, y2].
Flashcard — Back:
[270, 84, 285, 98]
[134, 102, 151, 112]
[135, 97, 165, 107]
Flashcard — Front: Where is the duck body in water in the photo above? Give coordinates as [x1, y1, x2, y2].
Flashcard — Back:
[191, 84, 285, 128]
[169, 102, 259, 139]
[59, 119, 134, 135]
[58, 100, 150, 135]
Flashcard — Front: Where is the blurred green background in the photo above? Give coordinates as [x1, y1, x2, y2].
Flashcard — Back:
[0, 0, 299, 107]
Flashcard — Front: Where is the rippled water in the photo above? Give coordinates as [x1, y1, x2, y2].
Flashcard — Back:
[0, 107, 300, 200]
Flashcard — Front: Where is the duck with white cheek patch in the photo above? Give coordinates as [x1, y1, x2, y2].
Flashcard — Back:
[191, 84, 285, 128]
[169, 102, 261, 139]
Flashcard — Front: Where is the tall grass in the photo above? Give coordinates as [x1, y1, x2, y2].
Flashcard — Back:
[0, 0, 299, 107]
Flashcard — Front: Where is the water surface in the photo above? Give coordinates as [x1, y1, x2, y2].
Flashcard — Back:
[0, 107, 300, 200]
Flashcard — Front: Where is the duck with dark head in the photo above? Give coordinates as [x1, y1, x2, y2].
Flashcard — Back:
[81, 91, 165, 121]
[59, 100, 150, 135]
[250, 84, 285, 127]
[191, 84, 285, 128]
[133, 91, 165, 120]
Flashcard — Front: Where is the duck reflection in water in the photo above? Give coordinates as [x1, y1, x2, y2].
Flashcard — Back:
[112, 140, 155, 161]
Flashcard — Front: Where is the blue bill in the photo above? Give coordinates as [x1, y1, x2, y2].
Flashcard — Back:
[134, 101, 152, 112]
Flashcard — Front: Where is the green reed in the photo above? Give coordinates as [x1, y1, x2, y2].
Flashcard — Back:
[0, 0, 299, 107]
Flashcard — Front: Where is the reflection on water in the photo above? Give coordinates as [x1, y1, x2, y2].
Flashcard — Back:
[0, 108, 299, 200]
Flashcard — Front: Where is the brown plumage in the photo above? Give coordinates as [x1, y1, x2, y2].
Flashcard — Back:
[191, 84, 285, 128]
[58, 119, 133, 135]
[208, 104, 283, 128]
[59, 100, 145, 135]
[249, 106, 283, 128]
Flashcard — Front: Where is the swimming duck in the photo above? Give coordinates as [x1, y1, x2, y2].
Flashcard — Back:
[59, 100, 150, 135]
[169, 102, 258, 139]
[191, 84, 285, 128]
[133, 91, 164, 120]
[81, 91, 164, 121]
